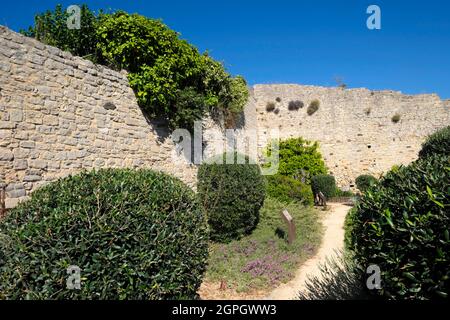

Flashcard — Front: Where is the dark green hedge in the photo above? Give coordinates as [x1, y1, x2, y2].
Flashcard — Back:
[419, 125, 450, 159]
[311, 174, 336, 199]
[266, 174, 313, 206]
[0, 169, 209, 300]
[197, 153, 266, 243]
[347, 155, 449, 300]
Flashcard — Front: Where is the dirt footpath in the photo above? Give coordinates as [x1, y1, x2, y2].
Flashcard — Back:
[266, 203, 351, 300]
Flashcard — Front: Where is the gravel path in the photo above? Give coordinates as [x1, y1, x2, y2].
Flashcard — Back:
[266, 203, 351, 300]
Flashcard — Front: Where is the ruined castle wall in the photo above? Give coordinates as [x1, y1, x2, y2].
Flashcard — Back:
[0, 27, 196, 208]
[1, 26, 449, 207]
[253, 84, 450, 188]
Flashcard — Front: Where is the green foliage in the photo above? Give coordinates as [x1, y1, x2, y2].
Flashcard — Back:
[355, 174, 377, 192]
[307, 99, 320, 115]
[392, 113, 401, 123]
[419, 125, 450, 159]
[96, 12, 248, 129]
[20, 4, 100, 60]
[221, 76, 249, 115]
[0, 169, 208, 300]
[266, 175, 313, 206]
[197, 153, 266, 243]
[298, 252, 371, 300]
[344, 207, 357, 251]
[267, 137, 327, 181]
[311, 175, 337, 199]
[288, 100, 304, 111]
[347, 155, 450, 300]
[266, 102, 276, 112]
[334, 189, 355, 197]
[23, 7, 248, 130]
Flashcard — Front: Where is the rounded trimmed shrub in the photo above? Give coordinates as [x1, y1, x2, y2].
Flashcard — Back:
[311, 174, 336, 199]
[419, 125, 450, 159]
[197, 153, 266, 243]
[355, 174, 377, 192]
[0, 169, 208, 300]
[347, 155, 450, 300]
[266, 175, 313, 206]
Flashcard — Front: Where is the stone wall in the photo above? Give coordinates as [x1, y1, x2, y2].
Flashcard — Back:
[0, 26, 196, 208]
[251, 84, 450, 188]
[1, 26, 449, 207]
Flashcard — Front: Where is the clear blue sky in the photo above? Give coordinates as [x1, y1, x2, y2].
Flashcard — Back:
[1, 0, 449, 98]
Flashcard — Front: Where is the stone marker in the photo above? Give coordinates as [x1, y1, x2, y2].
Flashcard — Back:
[281, 209, 296, 245]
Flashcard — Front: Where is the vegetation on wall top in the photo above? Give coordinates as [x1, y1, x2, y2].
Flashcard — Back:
[22, 5, 249, 130]
[391, 113, 401, 123]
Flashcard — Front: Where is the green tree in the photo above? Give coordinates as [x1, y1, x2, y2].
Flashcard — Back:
[266, 137, 327, 181]
[22, 6, 249, 130]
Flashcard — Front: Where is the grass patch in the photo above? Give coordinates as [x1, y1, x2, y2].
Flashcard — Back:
[204, 197, 323, 293]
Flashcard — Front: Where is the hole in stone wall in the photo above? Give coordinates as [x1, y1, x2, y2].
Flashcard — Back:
[103, 102, 117, 110]
[367, 145, 372, 149]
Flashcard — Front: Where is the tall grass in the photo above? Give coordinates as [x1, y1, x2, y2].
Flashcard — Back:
[297, 251, 372, 300]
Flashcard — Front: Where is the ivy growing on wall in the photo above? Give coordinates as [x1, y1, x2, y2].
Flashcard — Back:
[22, 5, 249, 130]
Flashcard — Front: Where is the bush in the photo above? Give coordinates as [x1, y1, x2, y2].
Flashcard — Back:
[347, 155, 450, 300]
[334, 189, 355, 197]
[307, 99, 320, 115]
[288, 100, 304, 111]
[21, 4, 100, 60]
[23, 7, 248, 130]
[197, 153, 266, 243]
[391, 113, 401, 123]
[266, 175, 313, 206]
[311, 175, 336, 199]
[275, 97, 282, 103]
[266, 137, 327, 181]
[266, 102, 276, 112]
[204, 197, 322, 293]
[355, 174, 377, 192]
[0, 169, 208, 300]
[298, 252, 371, 300]
[419, 125, 450, 159]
